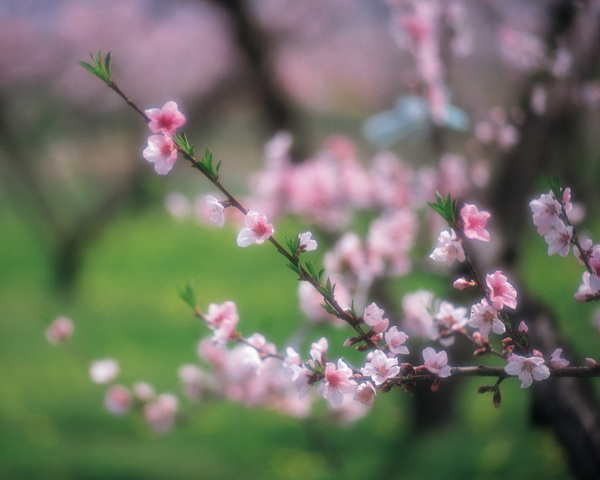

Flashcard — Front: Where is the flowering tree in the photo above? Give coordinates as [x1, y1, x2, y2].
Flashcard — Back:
[42, 1, 600, 478]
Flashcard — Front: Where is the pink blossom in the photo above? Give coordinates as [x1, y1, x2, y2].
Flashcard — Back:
[165, 192, 191, 219]
[573, 238, 593, 266]
[298, 231, 318, 252]
[132, 382, 155, 402]
[143, 393, 179, 433]
[367, 210, 416, 276]
[318, 359, 357, 408]
[246, 333, 277, 358]
[486, 271, 517, 310]
[309, 337, 329, 365]
[468, 299, 505, 337]
[363, 302, 389, 334]
[178, 364, 206, 399]
[361, 350, 400, 385]
[504, 355, 550, 388]
[45, 316, 74, 344]
[544, 222, 573, 257]
[354, 382, 377, 407]
[453, 277, 476, 290]
[145, 101, 186, 137]
[205, 195, 225, 228]
[529, 191, 563, 235]
[549, 348, 570, 369]
[384, 326, 409, 355]
[401, 290, 435, 339]
[142, 134, 178, 175]
[290, 364, 314, 399]
[460, 204, 491, 242]
[422, 347, 452, 378]
[325, 232, 370, 280]
[204, 301, 238, 329]
[282, 347, 302, 379]
[203, 301, 239, 344]
[236, 210, 275, 247]
[105, 385, 132, 415]
[586, 358, 600, 370]
[587, 245, 600, 273]
[429, 229, 466, 265]
[518, 321, 529, 335]
[89, 359, 120, 384]
[574, 272, 600, 302]
[430, 301, 468, 346]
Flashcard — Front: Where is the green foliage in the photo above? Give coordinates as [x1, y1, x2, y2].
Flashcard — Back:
[0, 198, 577, 479]
[174, 133, 195, 159]
[549, 174, 562, 200]
[303, 261, 324, 284]
[285, 236, 301, 257]
[177, 280, 197, 308]
[78, 50, 113, 86]
[428, 191, 458, 226]
[200, 148, 220, 181]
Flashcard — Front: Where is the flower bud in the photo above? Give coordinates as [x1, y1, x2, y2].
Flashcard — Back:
[518, 321, 529, 335]
[371, 333, 383, 343]
[381, 381, 394, 393]
[453, 277, 477, 290]
[586, 358, 600, 371]
[45, 316, 74, 344]
[401, 363, 415, 375]
[493, 389, 502, 408]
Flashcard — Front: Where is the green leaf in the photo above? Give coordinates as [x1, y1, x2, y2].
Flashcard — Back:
[286, 263, 302, 276]
[320, 302, 338, 316]
[285, 236, 300, 256]
[177, 280, 197, 308]
[104, 51, 112, 77]
[427, 191, 457, 226]
[78, 50, 113, 86]
[549, 175, 562, 199]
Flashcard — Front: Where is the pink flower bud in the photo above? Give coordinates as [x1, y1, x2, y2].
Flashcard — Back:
[585, 358, 600, 370]
[518, 321, 529, 335]
[453, 277, 476, 290]
[45, 316, 74, 344]
[105, 385, 132, 415]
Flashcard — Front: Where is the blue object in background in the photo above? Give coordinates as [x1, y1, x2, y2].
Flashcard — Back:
[363, 95, 470, 148]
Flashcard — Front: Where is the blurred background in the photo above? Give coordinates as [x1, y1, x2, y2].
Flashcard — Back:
[1, 0, 600, 479]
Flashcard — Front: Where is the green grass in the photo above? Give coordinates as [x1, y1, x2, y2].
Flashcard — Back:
[0, 196, 581, 480]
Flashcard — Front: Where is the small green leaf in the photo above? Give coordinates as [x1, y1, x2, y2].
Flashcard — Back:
[428, 191, 457, 226]
[286, 263, 302, 276]
[177, 280, 197, 308]
[549, 175, 562, 199]
[78, 50, 113, 86]
[104, 50, 112, 77]
[320, 302, 338, 316]
[285, 236, 300, 256]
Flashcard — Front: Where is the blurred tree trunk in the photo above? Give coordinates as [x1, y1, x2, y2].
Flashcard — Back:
[488, 2, 600, 478]
[204, 0, 307, 155]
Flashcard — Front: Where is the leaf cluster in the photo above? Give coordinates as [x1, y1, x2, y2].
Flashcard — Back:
[177, 280, 197, 308]
[548, 175, 563, 200]
[428, 191, 458, 226]
[78, 50, 113, 86]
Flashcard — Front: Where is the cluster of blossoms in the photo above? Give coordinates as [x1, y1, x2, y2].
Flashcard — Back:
[142, 101, 186, 175]
[193, 297, 456, 414]
[45, 316, 180, 432]
[529, 187, 600, 302]
[69, 39, 600, 436]
[427, 202, 561, 389]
